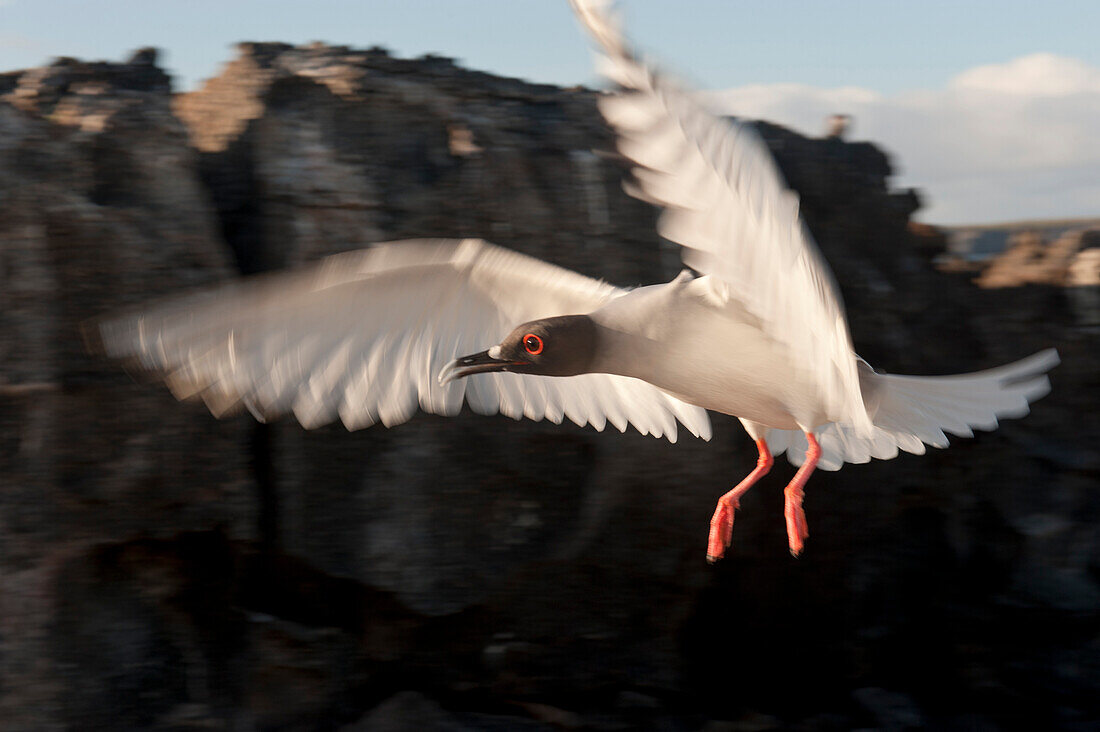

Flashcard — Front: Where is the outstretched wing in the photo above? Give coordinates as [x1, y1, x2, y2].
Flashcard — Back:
[571, 0, 871, 435]
[89, 238, 711, 442]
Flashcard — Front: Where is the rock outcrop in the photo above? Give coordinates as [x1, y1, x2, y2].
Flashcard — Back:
[0, 50, 254, 730]
[977, 228, 1100, 288]
[1, 44, 1096, 730]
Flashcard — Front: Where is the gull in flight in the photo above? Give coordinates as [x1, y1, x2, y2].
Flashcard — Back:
[89, 0, 1058, 560]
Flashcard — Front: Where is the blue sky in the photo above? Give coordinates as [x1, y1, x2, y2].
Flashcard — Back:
[2, 1, 1098, 224]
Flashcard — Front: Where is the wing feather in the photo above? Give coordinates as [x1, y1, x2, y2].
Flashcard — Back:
[571, 0, 872, 435]
[90, 238, 711, 442]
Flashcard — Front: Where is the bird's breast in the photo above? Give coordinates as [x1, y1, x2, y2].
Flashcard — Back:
[589, 278, 825, 429]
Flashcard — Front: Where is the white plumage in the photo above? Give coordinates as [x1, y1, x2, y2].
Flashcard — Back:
[95, 238, 711, 442]
[568, 0, 1056, 469]
[89, 0, 1059, 558]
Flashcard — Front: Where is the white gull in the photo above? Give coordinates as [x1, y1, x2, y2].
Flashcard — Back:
[88, 0, 1059, 559]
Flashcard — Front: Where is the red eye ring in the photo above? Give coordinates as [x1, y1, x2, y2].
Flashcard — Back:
[522, 333, 544, 355]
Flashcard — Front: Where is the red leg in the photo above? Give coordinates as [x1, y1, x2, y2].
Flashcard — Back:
[783, 432, 821, 557]
[707, 439, 773, 563]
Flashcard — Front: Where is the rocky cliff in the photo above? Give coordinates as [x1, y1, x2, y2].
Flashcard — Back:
[0, 45, 1096, 730]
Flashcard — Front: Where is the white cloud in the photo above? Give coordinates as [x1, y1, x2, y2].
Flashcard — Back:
[951, 53, 1100, 96]
[0, 34, 38, 51]
[704, 54, 1100, 224]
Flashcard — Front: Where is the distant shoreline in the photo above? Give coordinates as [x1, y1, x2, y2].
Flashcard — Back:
[932, 216, 1100, 232]
[936, 217, 1100, 261]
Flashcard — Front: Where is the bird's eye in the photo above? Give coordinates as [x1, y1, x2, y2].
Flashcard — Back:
[523, 333, 544, 355]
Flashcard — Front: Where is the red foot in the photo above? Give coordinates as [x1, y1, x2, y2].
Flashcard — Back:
[706, 439, 772, 563]
[783, 433, 821, 557]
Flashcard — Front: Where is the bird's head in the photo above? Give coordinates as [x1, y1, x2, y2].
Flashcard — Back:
[439, 315, 597, 383]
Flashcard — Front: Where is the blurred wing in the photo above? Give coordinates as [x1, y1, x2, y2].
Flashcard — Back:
[571, 0, 871, 435]
[90, 238, 711, 442]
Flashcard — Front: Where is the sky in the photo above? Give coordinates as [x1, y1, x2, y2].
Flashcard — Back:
[1, 0, 1098, 225]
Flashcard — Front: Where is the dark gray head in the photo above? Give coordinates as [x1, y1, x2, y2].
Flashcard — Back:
[440, 315, 597, 382]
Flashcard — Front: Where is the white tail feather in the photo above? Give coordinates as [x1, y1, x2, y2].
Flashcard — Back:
[768, 349, 1060, 470]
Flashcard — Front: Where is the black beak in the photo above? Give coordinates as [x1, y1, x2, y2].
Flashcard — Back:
[438, 349, 526, 384]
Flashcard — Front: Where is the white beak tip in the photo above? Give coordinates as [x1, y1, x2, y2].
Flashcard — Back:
[438, 360, 460, 386]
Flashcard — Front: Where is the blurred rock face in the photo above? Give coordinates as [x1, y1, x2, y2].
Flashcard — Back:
[1, 44, 1096, 730]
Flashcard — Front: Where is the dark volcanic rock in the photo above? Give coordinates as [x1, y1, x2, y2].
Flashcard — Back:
[0, 52, 258, 730]
[4, 48, 170, 118]
[1, 43, 1096, 730]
